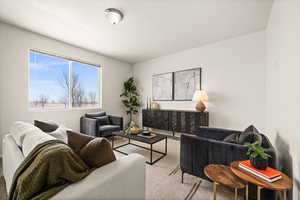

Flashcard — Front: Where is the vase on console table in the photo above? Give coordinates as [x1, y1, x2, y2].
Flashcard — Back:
[192, 90, 208, 112]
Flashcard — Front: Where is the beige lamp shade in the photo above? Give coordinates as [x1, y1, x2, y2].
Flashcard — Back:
[192, 90, 208, 102]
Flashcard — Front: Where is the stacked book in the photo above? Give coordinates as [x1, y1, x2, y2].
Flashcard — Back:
[239, 160, 282, 183]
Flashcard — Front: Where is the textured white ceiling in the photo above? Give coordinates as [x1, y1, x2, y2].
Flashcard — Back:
[0, 0, 273, 64]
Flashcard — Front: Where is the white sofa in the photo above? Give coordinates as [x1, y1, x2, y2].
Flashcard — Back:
[3, 134, 146, 200]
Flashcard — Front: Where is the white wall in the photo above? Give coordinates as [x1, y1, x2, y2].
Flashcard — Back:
[133, 31, 266, 131]
[0, 22, 132, 154]
[266, 0, 300, 199]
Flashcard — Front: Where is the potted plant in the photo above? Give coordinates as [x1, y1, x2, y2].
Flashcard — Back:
[120, 77, 141, 125]
[244, 141, 271, 170]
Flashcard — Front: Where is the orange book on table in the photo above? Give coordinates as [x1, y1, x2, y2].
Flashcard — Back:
[239, 160, 281, 179]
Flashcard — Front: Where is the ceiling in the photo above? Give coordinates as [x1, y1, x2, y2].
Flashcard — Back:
[0, 0, 273, 64]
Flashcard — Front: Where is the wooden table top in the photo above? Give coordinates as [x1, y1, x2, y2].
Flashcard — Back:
[204, 164, 246, 189]
[231, 161, 293, 191]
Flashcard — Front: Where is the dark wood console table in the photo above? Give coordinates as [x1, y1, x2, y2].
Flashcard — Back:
[142, 109, 209, 136]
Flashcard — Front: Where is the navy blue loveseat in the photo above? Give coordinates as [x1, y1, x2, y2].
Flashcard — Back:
[180, 127, 277, 200]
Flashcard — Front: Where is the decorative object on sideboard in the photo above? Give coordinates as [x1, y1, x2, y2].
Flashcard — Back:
[152, 72, 173, 101]
[146, 97, 149, 109]
[174, 68, 201, 100]
[244, 141, 271, 170]
[192, 90, 208, 112]
[151, 101, 160, 109]
[120, 77, 141, 125]
[146, 97, 153, 109]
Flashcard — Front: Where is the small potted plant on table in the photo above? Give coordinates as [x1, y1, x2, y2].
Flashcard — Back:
[244, 141, 271, 170]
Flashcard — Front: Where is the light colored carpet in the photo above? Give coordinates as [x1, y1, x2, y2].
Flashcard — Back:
[0, 137, 240, 200]
[113, 136, 239, 200]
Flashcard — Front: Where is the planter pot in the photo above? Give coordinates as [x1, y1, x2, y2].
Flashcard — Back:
[250, 157, 268, 170]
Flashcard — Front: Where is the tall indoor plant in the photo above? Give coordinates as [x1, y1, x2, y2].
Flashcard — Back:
[120, 77, 140, 124]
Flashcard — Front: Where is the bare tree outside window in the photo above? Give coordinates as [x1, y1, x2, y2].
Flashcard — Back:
[89, 92, 96, 104]
[38, 94, 49, 108]
[58, 72, 87, 107]
[59, 95, 68, 108]
[29, 50, 100, 109]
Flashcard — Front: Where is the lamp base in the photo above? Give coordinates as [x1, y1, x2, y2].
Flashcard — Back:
[195, 101, 206, 112]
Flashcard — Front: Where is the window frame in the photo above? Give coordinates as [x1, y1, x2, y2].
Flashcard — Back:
[28, 49, 102, 111]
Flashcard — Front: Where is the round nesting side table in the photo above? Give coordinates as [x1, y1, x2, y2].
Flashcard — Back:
[204, 164, 247, 200]
[231, 161, 293, 200]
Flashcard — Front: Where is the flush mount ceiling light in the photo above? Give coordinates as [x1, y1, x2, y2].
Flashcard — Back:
[104, 8, 123, 25]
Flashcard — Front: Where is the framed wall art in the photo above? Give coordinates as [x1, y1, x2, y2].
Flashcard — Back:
[152, 72, 173, 101]
[173, 68, 201, 101]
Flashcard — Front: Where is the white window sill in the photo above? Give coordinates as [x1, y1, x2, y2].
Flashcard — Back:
[28, 107, 102, 112]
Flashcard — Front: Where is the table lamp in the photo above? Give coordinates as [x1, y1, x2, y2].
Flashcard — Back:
[192, 90, 208, 112]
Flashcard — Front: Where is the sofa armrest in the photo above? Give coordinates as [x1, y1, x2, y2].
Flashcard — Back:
[80, 117, 98, 137]
[2, 134, 25, 192]
[180, 134, 211, 179]
[195, 126, 241, 141]
[108, 115, 123, 130]
[51, 154, 145, 200]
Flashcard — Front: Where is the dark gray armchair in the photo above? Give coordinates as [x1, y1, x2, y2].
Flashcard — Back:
[80, 112, 123, 137]
[180, 126, 277, 200]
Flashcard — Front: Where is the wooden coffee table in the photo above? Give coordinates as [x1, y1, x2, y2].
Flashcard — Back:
[231, 161, 293, 200]
[204, 164, 247, 200]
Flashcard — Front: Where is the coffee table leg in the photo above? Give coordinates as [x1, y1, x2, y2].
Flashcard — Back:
[150, 144, 153, 164]
[112, 136, 114, 148]
[234, 188, 238, 200]
[245, 184, 248, 200]
[213, 182, 218, 200]
[165, 137, 167, 154]
[257, 186, 263, 200]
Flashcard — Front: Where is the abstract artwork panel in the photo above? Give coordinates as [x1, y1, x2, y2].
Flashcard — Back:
[152, 72, 173, 101]
[174, 68, 201, 100]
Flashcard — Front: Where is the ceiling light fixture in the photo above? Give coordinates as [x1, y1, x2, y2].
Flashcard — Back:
[104, 8, 123, 25]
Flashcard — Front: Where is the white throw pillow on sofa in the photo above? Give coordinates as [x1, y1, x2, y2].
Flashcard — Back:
[48, 125, 68, 144]
[22, 128, 56, 157]
[10, 121, 57, 157]
[10, 121, 37, 147]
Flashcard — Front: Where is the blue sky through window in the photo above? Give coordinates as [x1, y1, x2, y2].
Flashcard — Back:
[29, 51, 100, 109]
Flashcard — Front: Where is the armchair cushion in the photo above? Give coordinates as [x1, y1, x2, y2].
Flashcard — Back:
[47, 126, 68, 144]
[238, 125, 262, 145]
[99, 125, 120, 132]
[85, 112, 106, 118]
[94, 116, 110, 126]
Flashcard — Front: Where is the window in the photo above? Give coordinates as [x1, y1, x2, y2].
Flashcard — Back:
[29, 50, 101, 110]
